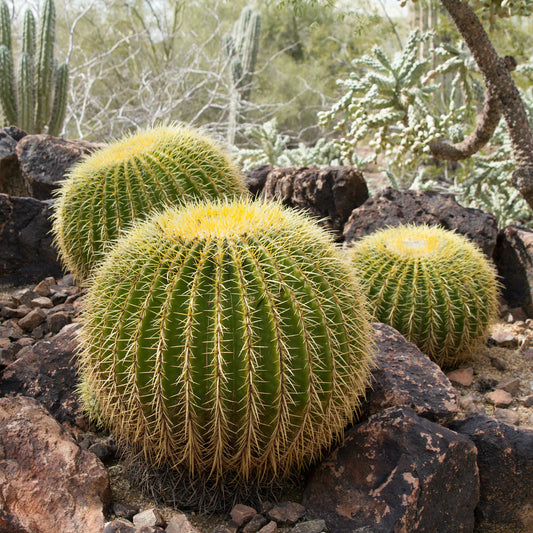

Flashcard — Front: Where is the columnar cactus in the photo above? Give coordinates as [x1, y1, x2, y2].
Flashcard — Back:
[0, 0, 68, 135]
[78, 199, 374, 483]
[52, 125, 248, 281]
[348, 224, 498, 368]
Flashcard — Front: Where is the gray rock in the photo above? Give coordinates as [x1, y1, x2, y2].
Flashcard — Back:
[343, 187, 498, 257]
[304, 406, 479, 533]
[242, 513, 269, 533]
[112, 502, 140, 521]
[48, 310, 71, 334]
[103, 519, 137, 533]
[132, 509, 166, 529]
[290, 519, 327, 533]
[0, 126, 29, 197]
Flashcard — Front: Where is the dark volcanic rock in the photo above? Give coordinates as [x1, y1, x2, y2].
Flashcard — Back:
[260, 166, 368, 236]
[343, 187, 498, 256]
[16, 134, 104, 200]
[449, 416, 533, 531]
[0, 323, 83, 426]
[0, 127, 29, 197]
[493, 225, 533, 316]
[361, 323, 459, 424]
[245, 164, 272, 197]
[0, 395, 110, 533]
[0, 193, 63, 284]
[304, 406, 479, 533]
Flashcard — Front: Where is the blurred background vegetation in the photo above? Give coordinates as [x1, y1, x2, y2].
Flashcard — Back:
[4, 0, 533, 226]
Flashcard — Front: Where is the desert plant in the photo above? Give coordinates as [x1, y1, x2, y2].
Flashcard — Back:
[348, 224, 498, 368]
[52, 125, 248, 281]
[0, 0, 68, 135]
[77, 198, 374, 485]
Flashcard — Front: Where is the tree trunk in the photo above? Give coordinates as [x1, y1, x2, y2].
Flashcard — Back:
[431, 0, 533, 209]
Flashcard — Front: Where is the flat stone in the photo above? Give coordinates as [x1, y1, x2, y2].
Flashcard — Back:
[304, 406, 478, 533]
[360, 323, 459, 424]
[18, 307, 46, 331]
[33, 276, 55, 297]
[11, 288, 38, 307]
[165, 514, 201, 533]
[446, 367, 474, 387]
[257, 522, 277, 533]
[30, 296, 54, 308]
[0, 319, 25, 339]
[493, 408, 520, 426]
[132, 509, 166, 529]
[0, 395, 111, 533]
[267, 502, 306, 526]
[489, 330, 517, 347]
[489, 356, 507, 371]
[230, 504, 257, 527]
[485, 389, 514, 407]
[496, 377, 521, 396]
[290, 519, 327, 533]
[449, 415, 533, 530]
[521, 394, 533, 407]
[1, 305, 30, 319]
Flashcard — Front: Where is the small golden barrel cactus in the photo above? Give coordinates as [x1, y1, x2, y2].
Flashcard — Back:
[52, 125, 247, 281]
[348, 224, 498, 368]
[78, 198, 374, 484]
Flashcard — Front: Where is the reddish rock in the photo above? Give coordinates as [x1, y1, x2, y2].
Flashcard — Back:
[446, 367, 474, 387]
[257, 522, 277, 533]
[266, 502, 305, 526]
[0, 324, 83, 425]
[242, 513, 269, 533]
[496, 377, 521, 396]
[17, 307, 46, 331]
[11, 288, 38, 307]
[0, 395, 110, 533]
[304, 406, 479, 533]
[33, 276, 55, 297]
[165, 514, 201, 533]
[16, 134, 104, 200]
[449, 416, 533, 530]
[360, 323, 459, 424]
[47, 310, 71, 334]
[343, 187, 498, 256]
[260, 166, 368, 236]
[30, 296, 54, 308]
[230, 504, 257, 527]
[103, 519, 137, 533]
[485, 389, 513, 407]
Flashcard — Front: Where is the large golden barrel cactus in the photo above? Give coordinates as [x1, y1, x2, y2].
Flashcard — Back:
[78, 199, 374, 483]
[348, 224, 498, 368]
[52, 125, 247, 281]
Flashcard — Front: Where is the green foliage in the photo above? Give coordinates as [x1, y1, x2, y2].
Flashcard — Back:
[78, 198, 374, 484]
[52, 125, 248, 281]
[0, 0, 68, 134]
[349, 224, 498, 369]
[235, 118, 347, 170]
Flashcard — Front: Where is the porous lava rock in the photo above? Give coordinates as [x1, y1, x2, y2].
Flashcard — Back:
[0, 127, 28, 197]
[361, 323, 459, 424]
[0, 193, 63, 284]
[493, 225, 533, 316]
[343, 187, 498, 257]
[304, 406, 479, 533]
[449, 415, 533, 532]
[16, 134, 104, 200]
[260, 166, 368, 236]
[0, 395, 111, 533]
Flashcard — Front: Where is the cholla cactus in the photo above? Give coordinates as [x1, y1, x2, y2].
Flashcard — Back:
[52, 125, 248, 281]
[0, 0, 68, 135]
[78, 198, 374, 484]
[349, 224, 498, 368]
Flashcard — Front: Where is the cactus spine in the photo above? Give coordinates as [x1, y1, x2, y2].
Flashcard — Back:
[78, 198, 374, 484]
[348, 224, 498, 368]
[0, 0, 68, 134]
[225, 7, 261, 145]
[52, 125, 248, 282]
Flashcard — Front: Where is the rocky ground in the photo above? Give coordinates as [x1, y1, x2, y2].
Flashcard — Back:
[0, 274, 532, 533]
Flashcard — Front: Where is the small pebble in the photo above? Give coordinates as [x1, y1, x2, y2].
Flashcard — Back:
[291, 519, 328, 533]
[521, 395, 533, 407]
[490, 330, 516, 347]
[489, 356, 507, 371]
[494, 408, 520, 426]
[258, 522, 277, 533]
[446, 367, 474, 387]
[496, 377, 521, 397]
[475, 377, 499, 393]
[132, 509, 166, 529]
[165, 514, 201, 533]
[230, 504, 257, 527]
[485, 389, 513, 408]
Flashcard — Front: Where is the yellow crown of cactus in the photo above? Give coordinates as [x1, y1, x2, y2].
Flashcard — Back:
[52, 125, 247, 281]
[348, 224, 498, 368]
[78, 198, 374, 484]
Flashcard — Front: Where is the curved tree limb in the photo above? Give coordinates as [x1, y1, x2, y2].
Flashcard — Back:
[433, 0, 533, 207]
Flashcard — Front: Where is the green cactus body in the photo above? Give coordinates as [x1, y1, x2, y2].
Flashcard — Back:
[52, 125, 248, 281]
[349, 224, 498, 368]
[0, 45, 17, 125]
[22, 9, 36, 58]
[35, 0, 55, 132]
[18, 52, 35, 132]
[78, 198, 374, 483]
[0, 1, 10, 50]
[48, 62, 68, 135]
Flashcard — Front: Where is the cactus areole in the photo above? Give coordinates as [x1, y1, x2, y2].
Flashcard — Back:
[78, 199, 373, 483]
[52, 125, 247, 281]
[349, 224, 498, 368]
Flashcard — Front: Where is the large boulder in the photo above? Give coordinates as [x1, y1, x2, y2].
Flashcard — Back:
[0, 323, 83, 427]
[0, 395, 111, 533]
[343, 187, 498, 257]
[16, 134, 104, 200]
[493, 225, 533, 316]
[360, 323, 459, 424]
[0, 127, 29, 197]
[260, 166, 369, 236]
[0, 194, 63, 284]
[304, 406, 479, 533]
[449, 416, 533, 532]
